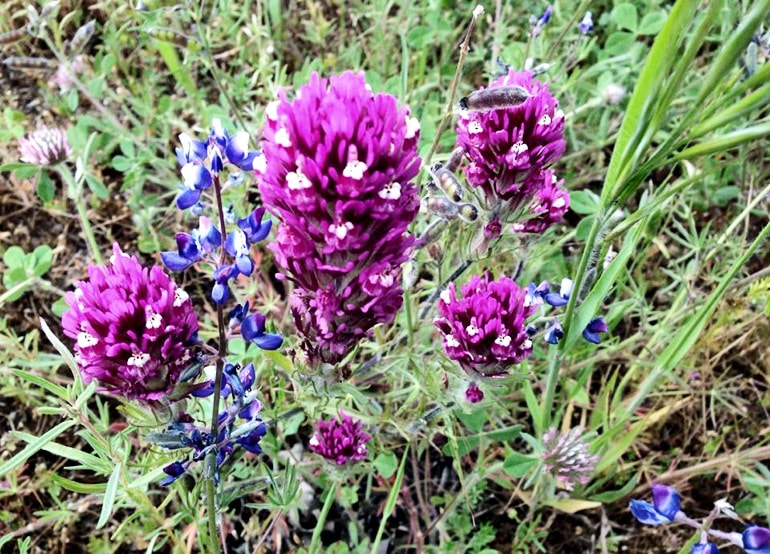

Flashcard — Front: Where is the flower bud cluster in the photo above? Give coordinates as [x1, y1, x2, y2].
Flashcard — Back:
[631, 484, 770, 554]
[257, 71, 421, 366]
[540, 426, 599, 490]
[18, 125, 72, 166]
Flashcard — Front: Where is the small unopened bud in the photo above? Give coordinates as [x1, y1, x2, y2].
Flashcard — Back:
[458, 203, 478, 223]
[424, 195, 460, 219]
[601, 83, 626, 106]
[429, 165, 464, 202]
[0, 28, 26, 45]
[444, 146, 465, 173]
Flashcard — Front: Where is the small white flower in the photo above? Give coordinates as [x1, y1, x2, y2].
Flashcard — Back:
[405, 117, 420, 139]
[265, 100, 280, 121]
[174, 288, 189, 307]
[446, 334, 460, 348]
[552, 197, 566, 209]
[378, 182, 401, 200]
[287, 170, 312, 190]
[538, 113, 552, 126]
[275, 127, 292, 147]
[468, 121, 483, 134]
[439, 289, 452, 304]
[343, 160, 367, 180]
[511, 141, 529, 154]
[77, 331, 98, 348]
[329, 221, 354, 240]
[495, 334, 512, 347]
[127, 352, 150, 368]
[466, 324, 479, 336]
[252, 154, 267, 173]
[146, 311, 163, 330]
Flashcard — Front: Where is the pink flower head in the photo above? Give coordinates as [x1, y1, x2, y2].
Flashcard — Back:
[434, 274, 537, 378]
[19, 126, 72, 166]
[511, 169, 570, 233]
[62, 244, 199, 401]
[257, 71, 421, 365]
[457, 70, 565, 202]
[541, 426, 598, 490]
[309, 411, 371, 465]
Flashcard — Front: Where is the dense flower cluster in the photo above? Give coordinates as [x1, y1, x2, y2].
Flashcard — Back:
[631, 484, 770, 554]
[456, 69, 569, 236]
[435, 274, 537, 378]
[62, 244, 199, 401]
[309, 411, 371, 465]
[540, 427, 599, 490]
[257, 71, 421, 366]
[19, 126, 72, 165]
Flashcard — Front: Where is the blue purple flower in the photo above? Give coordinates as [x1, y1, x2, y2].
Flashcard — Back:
[630, 484, 686, 526]
[691, 543, 719, 554]
[578, 11, 594, 34]
[583, 317, 608, 344]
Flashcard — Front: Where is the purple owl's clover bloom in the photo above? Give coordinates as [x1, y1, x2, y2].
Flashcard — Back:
[456, 70, 569, 236]
[62, 244, 199, 402]
[257, 71, 421, 366]
[630, 484, 687, 526]
[309, 411, 371, 465]
[435, 274, 537, 378]
[19, 126, 72, 165]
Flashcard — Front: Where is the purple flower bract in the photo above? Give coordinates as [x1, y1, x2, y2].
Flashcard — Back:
[309, 411, 371, 465]
[62, 244, 199, 401]
[257, 71, 421, 366]
[434, 274, 537, 378]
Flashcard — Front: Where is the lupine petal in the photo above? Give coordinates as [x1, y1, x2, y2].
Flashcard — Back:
[743, 526, 770, 553]
[651, 484, 681, 520]
[212, 282, 229, 304]
[176, 188, 201, 210]
[161, 251, 194, 272]
[241, 313, 267, 341]
[629, 499, 674, 526]
[225, 131, 250, 164]
[181, 162, 212, 190]
[254, 333, 283, 351]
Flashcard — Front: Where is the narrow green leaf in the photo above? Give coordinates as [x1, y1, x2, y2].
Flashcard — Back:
[675, 121, 770, 160]
[39, 317, 81, 383]
[11, 432, 108, 471]
[97, 462, 122, 529]
[12, 369, 68, 400]
[0, 420, 77, 476]
[49, 473, 108, 494]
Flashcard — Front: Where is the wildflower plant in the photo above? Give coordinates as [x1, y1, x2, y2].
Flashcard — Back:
[3, 0, 770, 552]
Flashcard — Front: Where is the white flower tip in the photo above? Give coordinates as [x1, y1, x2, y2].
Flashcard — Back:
[405, 117, 420, 139]
[472, 5, 484, 18]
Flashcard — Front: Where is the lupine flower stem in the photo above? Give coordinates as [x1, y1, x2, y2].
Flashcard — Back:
[203, 171, 230, 553]
[55, 164, 103, 265]
[309, 480, 338, 553]
[539, 349, 561, 433]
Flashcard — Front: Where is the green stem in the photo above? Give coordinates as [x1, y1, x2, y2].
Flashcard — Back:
[204, 453, 221, 554]
[56, 165, 103, 265]
[309, 479, 337, 552]
[202, 172, 230, 554]
[538, 351, 560, 434]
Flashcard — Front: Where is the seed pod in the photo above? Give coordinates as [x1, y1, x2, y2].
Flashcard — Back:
[67, 20, 95, 55]
[458, 203, 479, 223]
[148, 27, 189, 47]
[3, 56, 55, 69]
[459, 85, 530, 112]
[444, 146, 465, 173]
[0, 28, 26, 45]
[429, 165, 464, 202]
[424, 195, 460, 220]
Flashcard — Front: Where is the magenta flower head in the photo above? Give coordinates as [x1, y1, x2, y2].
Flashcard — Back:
[62, 244, 199, 402]
[629, 484, 686, 526]
[510, 170, 570, 234]
[257, 71, 421, 366]
[457, 70, 565, 202]
[19, 126, 72, 166]
[308, 411, 371, 465]
[434, 273, 537, 378]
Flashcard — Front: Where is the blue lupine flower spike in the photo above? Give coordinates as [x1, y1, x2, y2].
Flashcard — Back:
[578, 12, 593, 34]
[629, 484, 684, 526]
